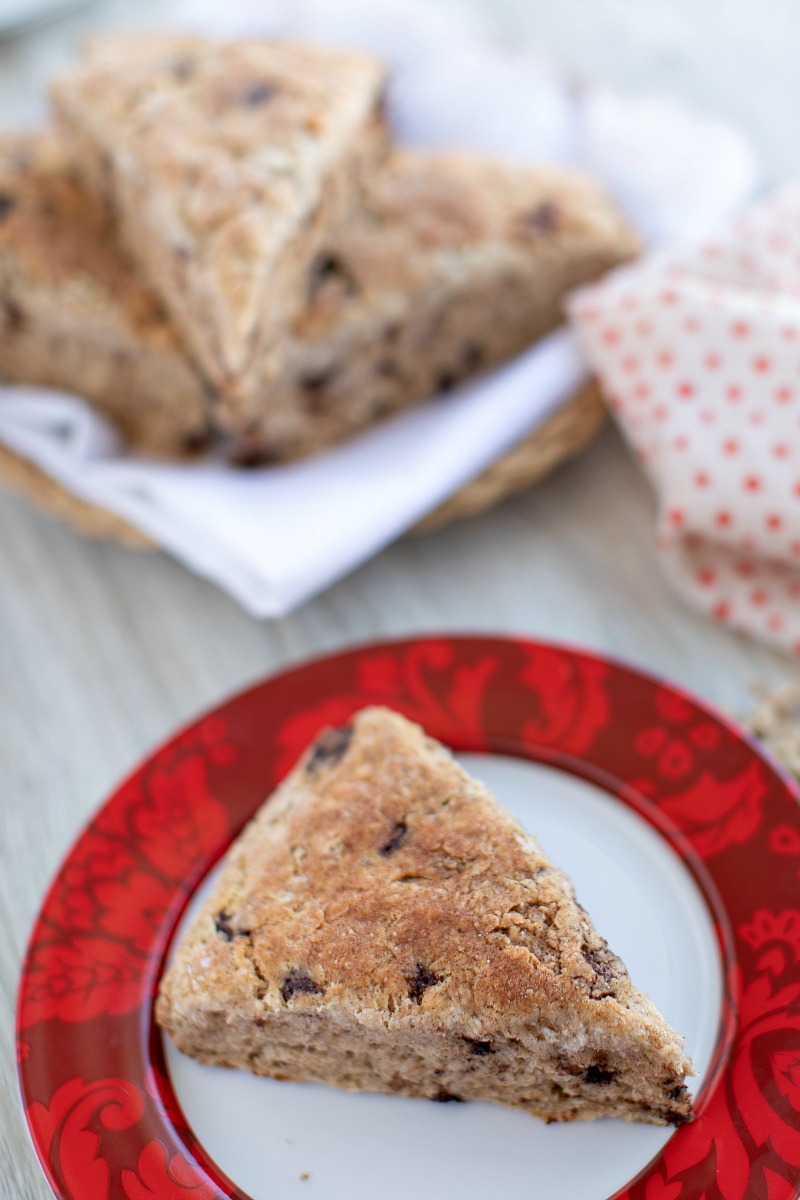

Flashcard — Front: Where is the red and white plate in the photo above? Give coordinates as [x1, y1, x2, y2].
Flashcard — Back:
[16, 636, 800, 1199]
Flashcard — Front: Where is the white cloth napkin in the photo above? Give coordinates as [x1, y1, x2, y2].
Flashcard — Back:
[571, 183, 800, 655]
[0, 0, 758, 617]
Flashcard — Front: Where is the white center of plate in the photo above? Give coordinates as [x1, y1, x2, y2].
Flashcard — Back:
[164, 754, 722, 1200]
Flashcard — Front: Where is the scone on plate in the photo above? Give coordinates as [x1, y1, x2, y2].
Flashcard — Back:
[51, 34, 388, 396]
[0, 132, 210, 457]
[157, 707, 693, 1126]
[219, 149, 638, 463]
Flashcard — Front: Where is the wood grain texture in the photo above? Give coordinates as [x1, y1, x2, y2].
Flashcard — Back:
[2, 2, 800, 1197]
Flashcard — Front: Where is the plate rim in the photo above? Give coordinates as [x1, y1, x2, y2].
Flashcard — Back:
[16, 634, 800, 1200]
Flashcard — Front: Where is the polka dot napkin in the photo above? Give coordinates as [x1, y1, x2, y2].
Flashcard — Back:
[570, 183, 800, 656]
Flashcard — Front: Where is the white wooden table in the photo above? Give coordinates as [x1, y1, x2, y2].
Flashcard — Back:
[1, 1, 799, 1196]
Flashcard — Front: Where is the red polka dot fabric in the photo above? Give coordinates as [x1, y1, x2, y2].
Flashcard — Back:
[570, 184, 800, 655]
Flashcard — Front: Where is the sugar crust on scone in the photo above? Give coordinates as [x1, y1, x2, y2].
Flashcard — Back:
[157, 707, 693, 1126]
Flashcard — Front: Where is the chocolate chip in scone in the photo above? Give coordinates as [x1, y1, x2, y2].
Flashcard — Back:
[432, 1089, 463, 1103]
[300, 367, 339, 415]
[379, 820, 407, 856]
[301, 367, 338, 392]
[656, 1107, 692, 1127]
[462, 1038, 494, 1056]
[0, 193, 16, 224]
[581, 941, 625, 998]
[243, 81, 278, 107]
[281, 968, 324, 1003]
[1, 297, 25, 334]
[306, 724, 353, 773]
[461, 342, 485, 372]
[583, 944, 614, 982]
[231, 441, 280, 469]
[408, 963, 441, 1004]
[436, 370, 457, 393]
[667, 1084, 689, 1102]
[307, 253, 359, 302]
[377, 358, 401, 379]
[582, 1065, 616, 1086]
[182, 427, 213, 455]
[520, 200, 560, 238]
[170, 56, 196, 82]
[213, 910, 251, 941]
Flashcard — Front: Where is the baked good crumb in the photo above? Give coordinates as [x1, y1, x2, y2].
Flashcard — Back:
[157, 706, 693, 1125]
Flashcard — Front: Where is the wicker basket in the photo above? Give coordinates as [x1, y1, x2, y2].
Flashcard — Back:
[415, 381, 603, 532]
[0, 382, 605, 547]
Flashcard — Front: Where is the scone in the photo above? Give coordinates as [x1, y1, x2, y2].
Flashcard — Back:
[0, 133, 209, 457]
[0, 133, 616, 474]
[51, 34, 388, 395]
[157, 707, 693, 1126]
[214, 149, 637, 462]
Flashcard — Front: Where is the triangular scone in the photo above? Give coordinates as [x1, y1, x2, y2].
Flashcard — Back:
[0, 132, 209, 457]
[51, 34, 387, 392]
[157, 707, 693, 1125]
[1, 131, 631, 468]
[222, 149, 637, 463]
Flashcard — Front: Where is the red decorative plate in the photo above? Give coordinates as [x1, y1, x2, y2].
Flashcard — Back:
[16, 636, 800, 1200]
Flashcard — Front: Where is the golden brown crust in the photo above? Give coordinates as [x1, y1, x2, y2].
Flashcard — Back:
[0, 132, 209, 456]
[157, 708, 693, 1125]
[0, 130, 629, 471]
[52, 34, 389, 388]
[361, 150, 636, 253]
[0, 130, 610, 541]
[218, 149, 638, 461]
